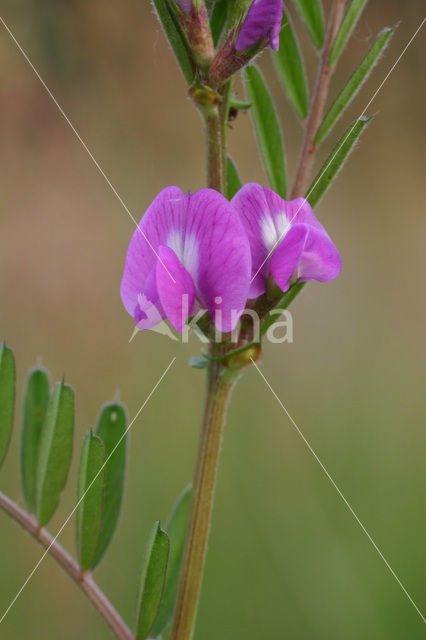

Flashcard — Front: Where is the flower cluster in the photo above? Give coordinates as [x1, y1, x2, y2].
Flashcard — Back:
[121, 184, 341, 334]
[170, 0, 284, 86]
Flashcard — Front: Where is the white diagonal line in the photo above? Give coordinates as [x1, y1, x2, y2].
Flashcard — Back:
[0, 357, 176, 626]
[250, 358, 426, 624]
[0, 15, 175, 284]
[251, 16, 426, 285]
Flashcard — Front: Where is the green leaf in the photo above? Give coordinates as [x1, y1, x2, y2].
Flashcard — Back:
[76, 431, 105, 571]
[244, 65, 286, 197]
[307, 117, 371, 208]
[151, 485, 192, 637]
[35, 380, 74, 526]
[92, 402, 127, 566]
[330, 0, 368, 65]
[292, 0, 324, 49]
[20, 367, 50, 510]
[226, 156, 243, 200]
[273, 10, 308, 119]
[0, 341, 16, 468]
[135, 522, 170, 640]
[316, 27, 395, 145]
[210, 0, 228, 47]
[152, 0, 194, 84]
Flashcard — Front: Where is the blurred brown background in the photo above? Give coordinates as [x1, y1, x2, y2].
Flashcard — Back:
[0, 1, 425, 638]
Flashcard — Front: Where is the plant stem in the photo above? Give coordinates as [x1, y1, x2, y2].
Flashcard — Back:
[205, 105, 225, 191]
[170, 348, 237, 640]
[203, 81, 232, 191]
[218, 80, 233, 183]
[170, 81, 236, 640]
[0, 490, 133, 640]
[291, 0, 346, 198]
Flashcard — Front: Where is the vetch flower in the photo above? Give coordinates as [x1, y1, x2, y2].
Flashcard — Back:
[232, 183, 341, 298]
[236, 0, 283, 52]
[121, 187, 251, 333]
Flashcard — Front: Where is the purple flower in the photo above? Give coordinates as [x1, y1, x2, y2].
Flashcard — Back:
[120, 187, 251, 332]
[232, 183, 341, 298]
[236, 0, 283, 52]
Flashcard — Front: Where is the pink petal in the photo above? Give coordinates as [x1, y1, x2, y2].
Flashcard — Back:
[156, 245, 196, 332]
[120, 186, 186, 317]
[186, 190, 251, 332]
[296, 226, 342, 283]
[233, 183, 341, 295]
[236, 0, 283, 51]
[270, 224, 308, 292]
[135, 264, 165, 330]
[231, 183, 275, 296]
[270, 223, 341, 291]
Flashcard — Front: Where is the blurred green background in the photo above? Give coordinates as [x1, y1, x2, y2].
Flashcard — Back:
[0, 1, 425, 638]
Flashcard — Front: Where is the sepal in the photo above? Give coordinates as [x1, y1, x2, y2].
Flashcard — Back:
[210, 27, 266, 86]
[172, 0, 215, 70]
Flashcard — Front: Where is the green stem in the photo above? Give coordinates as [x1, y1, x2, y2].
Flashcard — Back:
[170, 81, 236, 640]
[218, 80, 233, 183]
[205, 106, 225, 191]
[203, 80, 232, 191]
[170, 349, 238, 640]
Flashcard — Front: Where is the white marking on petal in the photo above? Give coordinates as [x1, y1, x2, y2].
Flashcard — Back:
[137, 293, 163, 328]
[261, 212, 291, 251]
[167, 230, 198, 277]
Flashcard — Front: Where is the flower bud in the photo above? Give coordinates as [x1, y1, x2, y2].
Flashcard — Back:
[174, 0, 214, 70]
[236, 0, 283, 52]
[209, 0, 283, 85]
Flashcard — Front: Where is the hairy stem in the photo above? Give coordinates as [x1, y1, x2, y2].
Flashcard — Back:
[291, 0, 346, 198]
[205, 105, 225, 191]
[202, 80, 232, 191]
[170, 349, 237, 640]
[218, 80, 233, 181]
[0, 490, 133, 640]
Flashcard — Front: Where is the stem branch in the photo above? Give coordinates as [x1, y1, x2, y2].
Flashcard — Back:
[0, 490, 133, 640]
[291, 0, 346, 198]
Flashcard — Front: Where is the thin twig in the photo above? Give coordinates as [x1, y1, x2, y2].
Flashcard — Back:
[0, 490, 133, 640]
[291, 0, 347, 198]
